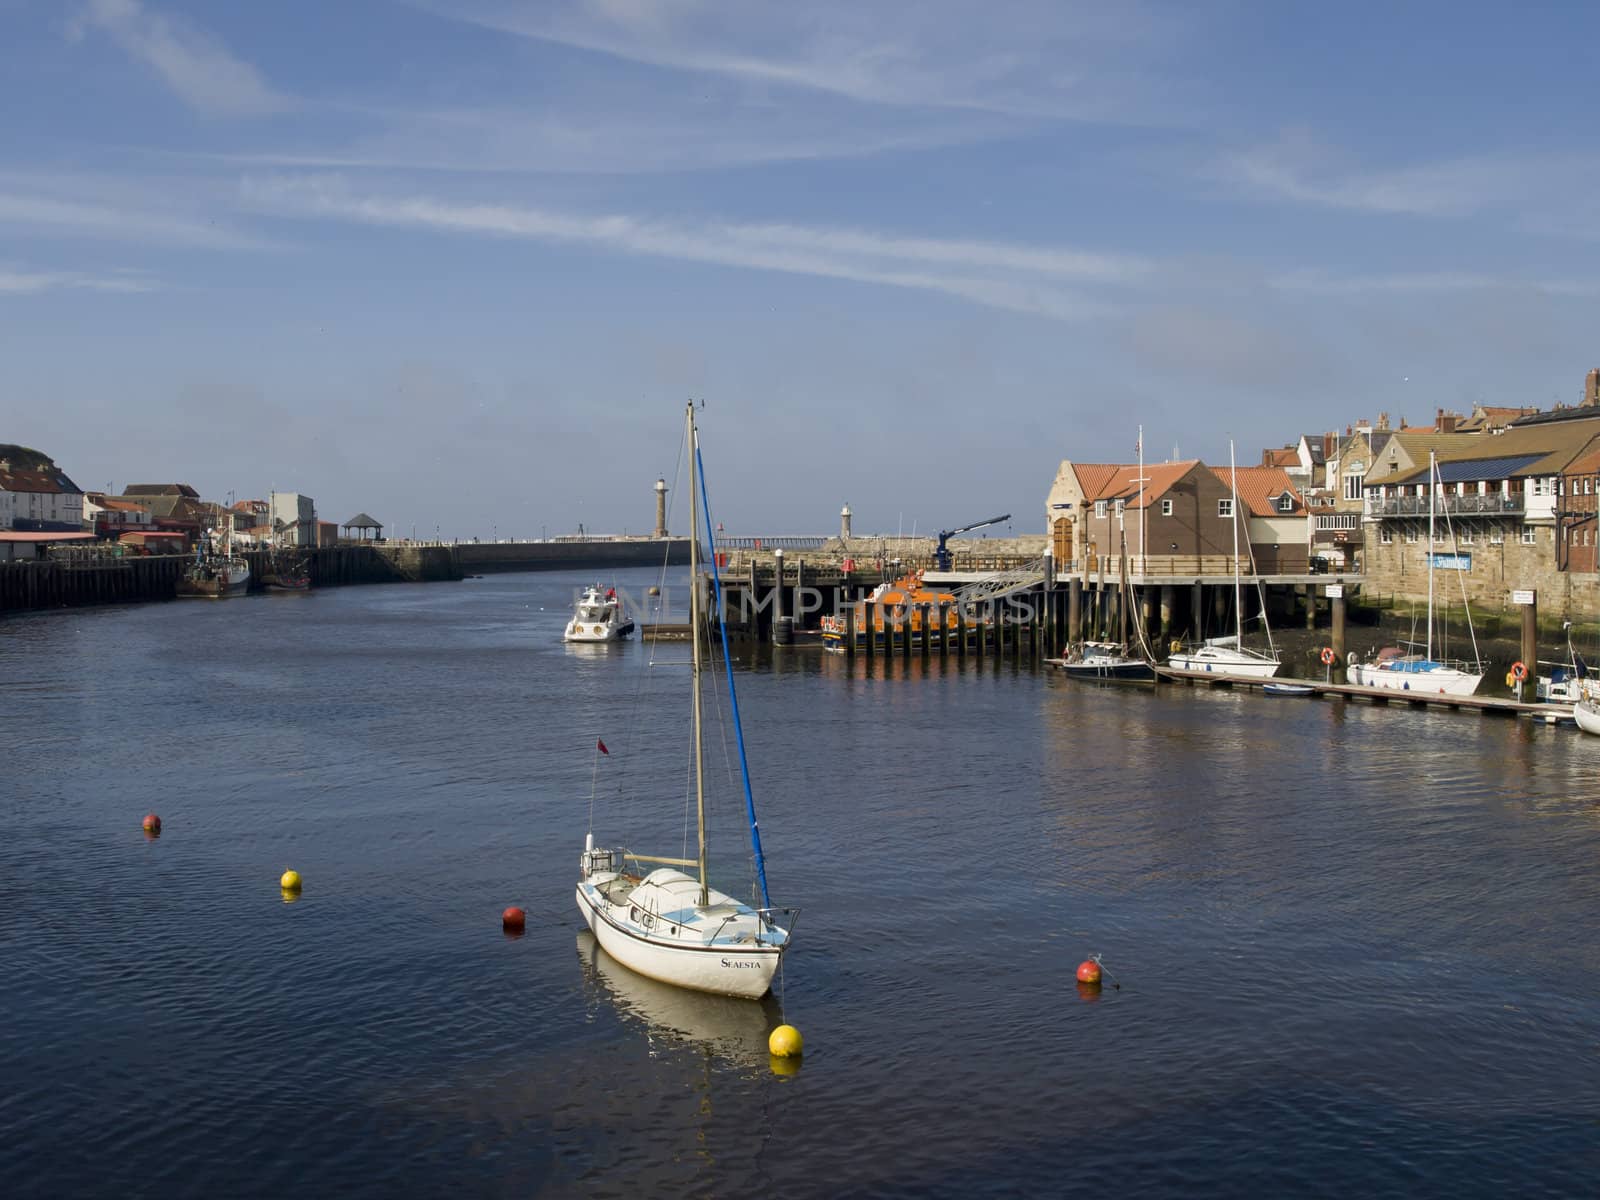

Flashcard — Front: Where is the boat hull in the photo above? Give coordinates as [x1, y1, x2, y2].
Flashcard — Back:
[576, 882, 780, 999]
[175, 563, 250, 599]
[1348, 662, 1483, 696]
[1575, 700, 1600, 736]
[564, 619, 635, 642]
[1262, 682, 1315, 697]
[1167, 648, 1280, 678]
[1053, 659, 1155, 682]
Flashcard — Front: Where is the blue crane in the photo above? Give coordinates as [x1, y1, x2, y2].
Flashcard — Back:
[933, 514, 1011, 571]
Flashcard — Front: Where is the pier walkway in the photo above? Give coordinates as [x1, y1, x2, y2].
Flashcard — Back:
[1159, 666, 1568, 722]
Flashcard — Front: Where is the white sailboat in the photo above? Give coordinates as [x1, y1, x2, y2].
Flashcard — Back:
[575, 402, 796, 1000]
[1349, 451, 1483, 696]
[1168, 441, 1280, 678]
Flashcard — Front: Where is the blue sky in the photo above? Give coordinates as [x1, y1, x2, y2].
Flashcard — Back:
[4, 0, 1600, 539]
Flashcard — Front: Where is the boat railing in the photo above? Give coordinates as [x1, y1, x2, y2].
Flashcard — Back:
[756, 905, 801, 945]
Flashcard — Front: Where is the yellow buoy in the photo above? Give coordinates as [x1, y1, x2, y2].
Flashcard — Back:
[280, 868, 303, 892]
[768, 1024, 803, 1058]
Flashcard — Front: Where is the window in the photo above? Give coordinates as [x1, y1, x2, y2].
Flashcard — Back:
[1490, 528, 1504, 545]
[1115, 499, 1126, 517]
[1522, 527, 1537, 545]
[1344, 473, 1364, 501]
[1094, 500, 1107, 518]
[1460, 528, 1475, 544]
[1218, 498, 1233, 518]
[1277, 493, 1295, 513]
[1160, 499, 1173, 516]
[1381, 527, 1393, 544]
[1406, 527, 1420, 544]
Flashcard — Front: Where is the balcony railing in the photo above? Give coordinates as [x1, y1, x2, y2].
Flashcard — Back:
[1373, 495, 1522, 518]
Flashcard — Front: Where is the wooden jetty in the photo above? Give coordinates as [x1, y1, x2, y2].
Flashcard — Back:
[1159, 666, 1570, 722]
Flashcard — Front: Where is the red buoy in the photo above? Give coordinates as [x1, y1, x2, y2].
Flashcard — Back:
[1076, 959, 1102, 985]
[142, 813, 162, 834]
[501, 906, 526, 931]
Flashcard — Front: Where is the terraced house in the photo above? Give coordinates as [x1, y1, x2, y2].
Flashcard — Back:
[1359, 401, 1600, 615]
[0, 445, 84, 533]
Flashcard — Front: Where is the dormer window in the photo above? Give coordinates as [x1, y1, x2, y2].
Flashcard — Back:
[1277, 493, 1295, 513]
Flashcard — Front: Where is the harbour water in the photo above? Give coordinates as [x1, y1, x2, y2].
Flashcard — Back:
[4, 569, 1598, 1197]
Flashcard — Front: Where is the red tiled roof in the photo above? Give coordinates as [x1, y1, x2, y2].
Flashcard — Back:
[1262, 447, 1299, 468]
[0, 465, 82, 494]
[1210, 465, 1306, 517]
[1073, 461, 1200, 508]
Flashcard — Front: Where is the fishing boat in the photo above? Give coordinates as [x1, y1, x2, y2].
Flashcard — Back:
[261, 547, 311, 592]
[175, 527, 249, 599]
[1168, 441, 1280, 678]
[564, 583, 635, 642]
[575, 402, 796, 999]
[1052, 640, 1156, 682]
[1348, 452, 1483, 696]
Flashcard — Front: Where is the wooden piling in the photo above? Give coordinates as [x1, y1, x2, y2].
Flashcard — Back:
[864, 600, 875, 659]
[1331, 592, 1346, 680]
[845, 603, 856, 659]
[1521, 590, 1538, 692]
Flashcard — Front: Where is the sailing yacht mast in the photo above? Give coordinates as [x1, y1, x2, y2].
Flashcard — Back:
[1427, 450, 1436, 663]
[688, 401, 708, 906]
[1229, 439, 1243, 645]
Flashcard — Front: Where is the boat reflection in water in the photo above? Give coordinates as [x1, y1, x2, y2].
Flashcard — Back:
[575, 932, 782, 1071]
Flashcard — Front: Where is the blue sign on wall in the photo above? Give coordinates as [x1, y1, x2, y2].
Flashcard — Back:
[1429, 553, 1472, 570]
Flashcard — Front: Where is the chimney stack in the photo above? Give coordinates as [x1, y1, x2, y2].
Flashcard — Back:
[1436, 407, 1457, 434]
[653, 478, 668, 538]
[1586, 368, 1600, 407]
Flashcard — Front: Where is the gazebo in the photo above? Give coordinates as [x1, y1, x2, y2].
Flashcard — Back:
[342, 513, 384, 543]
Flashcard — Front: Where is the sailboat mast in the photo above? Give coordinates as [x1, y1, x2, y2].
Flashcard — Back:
[1229, 439, 1243, 645]
[1427, 450, 1436, 663]
[1138, 425, 1145, 577]
[687, 401, 709, 907]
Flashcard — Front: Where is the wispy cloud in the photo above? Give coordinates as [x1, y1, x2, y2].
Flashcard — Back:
[243, 175, 1148, 318]
[1213, 136, 1500, 217]
[0, 264, 157, 295]
[69, 0, 290, 116]
[1272, 268, 1600, 296]
[0, 178, 270, 250]
[406, 0, 1189, 125]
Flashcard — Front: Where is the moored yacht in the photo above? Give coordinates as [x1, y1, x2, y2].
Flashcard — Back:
[564, 584, 634, 642]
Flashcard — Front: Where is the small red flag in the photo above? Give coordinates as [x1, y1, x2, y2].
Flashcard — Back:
[597, 739, 609, 755]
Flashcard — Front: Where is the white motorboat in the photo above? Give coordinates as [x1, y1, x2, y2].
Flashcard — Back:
[1348, 451, 1483, 697]
[575, 402, 796, 999]
[563, 583, 634, 642]
[1168, 440, 1280, 678]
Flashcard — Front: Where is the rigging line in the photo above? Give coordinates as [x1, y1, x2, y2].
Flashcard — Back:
[696, 442, 773, 910]
[615, 424, 691, 822]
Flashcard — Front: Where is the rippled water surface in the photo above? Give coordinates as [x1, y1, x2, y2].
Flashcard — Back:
[4, 571, 1600, 1198]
